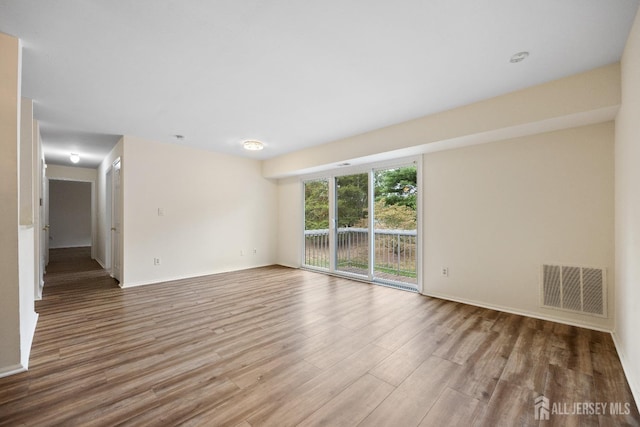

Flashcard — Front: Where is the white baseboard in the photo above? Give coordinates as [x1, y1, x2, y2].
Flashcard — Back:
[0, 364, 26, 379]
[611, 332, 640, 409]
[276, 262, 301, 269]
[119, 263, 277, 288]
[419, 290, 613, 333]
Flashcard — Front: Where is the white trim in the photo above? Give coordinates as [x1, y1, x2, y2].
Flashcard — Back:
[300, 157, 421, 289]
[276, 262, 300, 269]
[300, 155, 419, 181]
[20, 313, 38, 370]
[119, 263, 276, 288]
[415, 155, 423, 294]
[95, 257, 106, 269]
[611, 332, 640, 409]
[421, 289, 613, 333]
[0, 364, 26, 379]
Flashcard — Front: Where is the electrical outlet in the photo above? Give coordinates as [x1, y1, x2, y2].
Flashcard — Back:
[154, 257, 161, 266]
[441, 267, 448, 277]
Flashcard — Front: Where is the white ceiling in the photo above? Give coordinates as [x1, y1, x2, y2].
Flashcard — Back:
[1, 0, 638, 168]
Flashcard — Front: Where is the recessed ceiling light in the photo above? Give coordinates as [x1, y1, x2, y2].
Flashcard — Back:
[243, 140, 264, 151]
[510, 51, 530, 63]
[70, 153, 80, 164]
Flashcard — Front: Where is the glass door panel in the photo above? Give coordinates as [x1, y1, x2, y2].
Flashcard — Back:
[335, 173, 369, 277]
[304, 179, 330, 269]
[373, 166, 418, 286]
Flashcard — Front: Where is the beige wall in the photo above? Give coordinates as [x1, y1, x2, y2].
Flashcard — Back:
[275, 123, 615, 330]
[120, 136, 278, 287]
[0, 32, 22, 375]
[615, 6, 640, 406]
[19, 98, 33, 225]
[264, 64, 620, 178]
[277, 177, 303, 268]
[47, 164, 98, 182]
[0, 32, 38, 377]
[423, 123, 614, 330]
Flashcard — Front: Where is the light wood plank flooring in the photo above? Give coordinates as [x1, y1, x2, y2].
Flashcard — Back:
[0, 247, 638, 426]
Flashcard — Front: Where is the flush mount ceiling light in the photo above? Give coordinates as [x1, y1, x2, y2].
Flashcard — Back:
[70, 153, 80, 164]
[242, 140, 264, 151]
[510, 51, 530, 63]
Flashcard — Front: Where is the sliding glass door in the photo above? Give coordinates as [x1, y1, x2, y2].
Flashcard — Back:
[335, 173, 369, 277]
[304, 179, 330, 269]
[303, 161, 419, 291]
[373, 166, 418, 286]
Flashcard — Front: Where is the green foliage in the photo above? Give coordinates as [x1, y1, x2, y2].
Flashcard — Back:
[304, 180, 329, 230]
[336, 173, 369, 227]
[304, 166, 418, 231]
[374, 200, 416, 229]
[375, 166, 417, 209]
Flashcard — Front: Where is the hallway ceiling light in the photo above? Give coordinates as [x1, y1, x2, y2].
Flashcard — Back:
[242, 140, 264, 151]
[70, 153, 80, 163]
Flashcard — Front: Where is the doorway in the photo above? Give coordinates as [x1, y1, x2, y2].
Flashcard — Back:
[108, 158, 122, 283]
[48, 180, 92, 250]
[303, 160, 420, 291]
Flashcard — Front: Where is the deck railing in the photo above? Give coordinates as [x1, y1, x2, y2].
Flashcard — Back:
[304, 227, 417, 283]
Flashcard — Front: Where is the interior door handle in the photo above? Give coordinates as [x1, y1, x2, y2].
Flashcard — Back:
[43, 224, 50, 231]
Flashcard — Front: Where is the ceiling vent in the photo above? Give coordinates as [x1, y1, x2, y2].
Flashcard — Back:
[540, 264, 606, 317]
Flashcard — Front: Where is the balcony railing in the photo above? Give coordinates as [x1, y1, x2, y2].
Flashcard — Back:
[304, 227, 417, 285]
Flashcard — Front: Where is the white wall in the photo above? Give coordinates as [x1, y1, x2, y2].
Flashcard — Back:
[423, 123, 614, 330]
[120, 136, 278, 287]
[614, 6, 640, 406]
[48, 180, 92, 248]
[18, 227, 37, 369]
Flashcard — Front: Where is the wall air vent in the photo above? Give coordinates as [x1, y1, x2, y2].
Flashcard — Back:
[540, 264, 606, 317]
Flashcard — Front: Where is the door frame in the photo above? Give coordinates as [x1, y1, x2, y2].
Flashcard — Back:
[109, 157, 122, 283]
[301, 156, 422, 292]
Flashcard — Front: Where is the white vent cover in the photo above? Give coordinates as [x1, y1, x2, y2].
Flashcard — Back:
[541, 264, 606, 317]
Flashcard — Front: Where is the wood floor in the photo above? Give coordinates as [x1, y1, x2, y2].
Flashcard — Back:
[0, 248, 638, 426]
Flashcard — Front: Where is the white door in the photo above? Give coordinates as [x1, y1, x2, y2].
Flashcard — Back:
[111, 158, 122, 282]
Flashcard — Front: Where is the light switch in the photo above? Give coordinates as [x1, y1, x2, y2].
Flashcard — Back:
[158, 208, 164, 216]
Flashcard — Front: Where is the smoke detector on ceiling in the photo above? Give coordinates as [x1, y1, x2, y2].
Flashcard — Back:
[510, 51, 530, 63]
